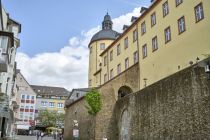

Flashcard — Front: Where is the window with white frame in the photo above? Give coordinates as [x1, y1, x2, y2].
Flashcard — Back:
[110, 50, 113, 61]
[25, 106, 29, 109]
[100, 43, 105, 50]
[124, 37, 128, 49]
[30, 106, 34, 109]
[26, 95, 30, 100]
[133, 29, 137, 42]
[20, 105, 24, 109]
[21, 95, 25, 100]
[58, 103, 63, 108]
[31, 96, 35, 100]
[110, 69, 114, 79]
[195, 3, 204, 22]
[142, 44, 147, 58]
[176, 0, 183, 6]
[117, 44, 121, 55]
[141, 21, 146, 35]
[133, 51, 138, 64]
[125, 58, 129, 70]
[163, 1, 169, 17]
[152, 36, 158, 51]
[151, 12, 156, 27]
[165, 26, 171, 43]
[19, 112, 24, 119]
[178, 16, 186, 34]
[49, 102, 55, 108]
[41, 101, 47, 107]
[117, 64, 121, 75]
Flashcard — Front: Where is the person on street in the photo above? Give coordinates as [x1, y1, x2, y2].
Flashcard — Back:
[36, 131, 40, 140]
[41, 131, 44, 140]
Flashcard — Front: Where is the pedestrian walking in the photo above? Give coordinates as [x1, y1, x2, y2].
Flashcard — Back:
[41, 131, 44, 140]
[36, 131, 40, 140]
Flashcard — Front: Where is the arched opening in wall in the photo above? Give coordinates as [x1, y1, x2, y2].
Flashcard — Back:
[119, 109, 131, 140]
[118, 86, 133, 99]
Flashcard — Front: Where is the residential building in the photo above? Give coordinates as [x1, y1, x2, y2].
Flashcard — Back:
[0, 1, 21, 138]
[14, 70, 36, 133]
[31, 85, 69, 115]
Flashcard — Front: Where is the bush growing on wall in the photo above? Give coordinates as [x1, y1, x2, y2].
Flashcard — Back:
[85, 88, 102, 115]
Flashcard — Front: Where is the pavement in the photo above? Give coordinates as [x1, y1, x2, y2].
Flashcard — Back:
[11, 135, 54, 140]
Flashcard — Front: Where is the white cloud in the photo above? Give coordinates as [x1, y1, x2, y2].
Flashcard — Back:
[16, 7, 141, 90]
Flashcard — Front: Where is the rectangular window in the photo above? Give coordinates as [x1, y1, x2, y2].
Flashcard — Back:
[58, 103, 63, 108]
[49, 102, 55, 108]
[133, 29, 137, 42]
[19, 112, 23, 119]
[124, 37, 128, 49]
[41, 101, 47, 107]
[21, 95, 25, 99]
[195, 3, 204, 23]
[152, 36, 158, 51]
[142, 44, 147, 58]
[117, 64, 121, 75]
[110, 69, 113, 79]
[100, 43, 105, 50]
[104, 74, 107, 83]
[176, 0, 183, 7]
[117, 44, 121, 55]
[163, 1, 169, 17]
[151, 12, 156, 27]
[26, 95, 30, 100]
[141, 21, 146, 35]
[110, 50, 113, 61]
[31, 96, 35, 100]
[165, 26, 171, 43]
[104, 56, 107, 66]
[133, 51, 138, 64]
[30, 106, 34, 109]
[178, 16, 186, 34]
[125, 57, 129, 70]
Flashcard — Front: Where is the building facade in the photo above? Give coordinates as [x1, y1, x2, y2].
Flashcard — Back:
[0, 0, 21, 138]
[14, 70, 37, 133]
[31, 85, 69, 114]
[88, 0, 210, 95]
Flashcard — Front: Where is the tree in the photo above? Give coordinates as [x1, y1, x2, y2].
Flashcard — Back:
[37, 109, 65, 127]
[85, 88, 102, 115]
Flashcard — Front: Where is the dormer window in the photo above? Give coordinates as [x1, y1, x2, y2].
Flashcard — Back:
[100, 43, 105, 50]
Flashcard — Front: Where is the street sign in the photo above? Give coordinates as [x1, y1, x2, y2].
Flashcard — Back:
[73, 129, 79, 138]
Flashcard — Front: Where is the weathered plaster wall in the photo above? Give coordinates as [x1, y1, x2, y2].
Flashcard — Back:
[115, 65, 210, 140]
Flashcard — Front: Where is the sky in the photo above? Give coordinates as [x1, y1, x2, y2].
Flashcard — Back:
[2, 0, 151, 90]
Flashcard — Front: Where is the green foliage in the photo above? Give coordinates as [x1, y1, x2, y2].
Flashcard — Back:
[38, 109, 65, 127]
[85, 88, 102, 115]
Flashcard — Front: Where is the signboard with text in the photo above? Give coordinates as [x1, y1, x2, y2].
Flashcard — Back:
[73, 129, 79, 138]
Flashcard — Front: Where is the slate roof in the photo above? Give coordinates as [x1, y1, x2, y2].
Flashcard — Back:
[90, 29, 120, 43]
[31, 85, 69, 97]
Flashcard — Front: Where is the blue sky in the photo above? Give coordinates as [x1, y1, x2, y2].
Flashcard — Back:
[2, 0, 151, 89]
[2, 0, 150, 56]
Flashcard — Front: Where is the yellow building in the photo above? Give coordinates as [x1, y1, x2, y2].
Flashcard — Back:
[89, 0, 210, 90]
[31, 85, 69, 113]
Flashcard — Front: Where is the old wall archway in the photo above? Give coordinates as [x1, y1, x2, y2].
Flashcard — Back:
[118, 86, 133, 99]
